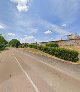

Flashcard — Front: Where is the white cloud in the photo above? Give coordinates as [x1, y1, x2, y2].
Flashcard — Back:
[25, 36, 34, 40]
[0, 25, 4, 29]
[50, 0, 79, 24]
[17, 3, 29, 12]
[33, 39, 40, 43]
[51, 25, 70, 35]
[61, 24, 67, 27]
[52, 35, 65, 41]
[20, 35, 34, 43]
[44, 30, 52, 34]
[24, 35, 27, 36]
[8, 33, 16, 36]
[10, 0, 30, 12]
[0, 23, 7, 29]
[38, 19, 71, 35]
[28, 28, 38, 34]
[21, 35, 34, 41]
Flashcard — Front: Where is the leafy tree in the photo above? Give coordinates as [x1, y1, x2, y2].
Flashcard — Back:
[9, 39, 20, 48]
[0, 35, 8, 50]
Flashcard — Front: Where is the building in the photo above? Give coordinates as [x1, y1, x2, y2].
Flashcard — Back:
[31, 42, 38, 45]
[39, 34, 80, 46]
[39, 42, 48, 46]
[67, 34, 80, 40]
[56, 39, 80, 46]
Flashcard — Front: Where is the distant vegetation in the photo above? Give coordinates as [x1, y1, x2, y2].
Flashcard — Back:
[19, 43, 79, 62]
[0, 35, 79, 62]
[9, 39, 20, 48]
[0, 35, 8, 51]
[0, 36, 20, 50]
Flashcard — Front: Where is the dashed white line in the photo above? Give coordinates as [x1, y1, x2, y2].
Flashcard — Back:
[14, 57, 40, 92]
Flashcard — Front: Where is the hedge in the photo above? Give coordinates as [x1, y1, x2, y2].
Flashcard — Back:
[21, 44, 79, 62]
[48, 47, 79, 62]
[27, 44, 37, 49]
[46, 42, 59, 47]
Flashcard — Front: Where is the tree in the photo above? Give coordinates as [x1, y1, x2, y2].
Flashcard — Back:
[9, 39, 20, 48]
[0, 35, 8, 50]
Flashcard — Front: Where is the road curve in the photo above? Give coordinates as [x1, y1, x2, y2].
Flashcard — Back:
[0, 48, 80, 92]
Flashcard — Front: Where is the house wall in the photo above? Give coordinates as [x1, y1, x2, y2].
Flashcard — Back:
[67, 34, 80, 40]
[57, 39, 80, 46]
[39, 42, 47, 46]
[39, 39, 80, 46]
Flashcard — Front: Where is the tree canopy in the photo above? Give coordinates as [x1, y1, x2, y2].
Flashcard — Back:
[9, 39, 20, 48]
[0, 35, 8, 50]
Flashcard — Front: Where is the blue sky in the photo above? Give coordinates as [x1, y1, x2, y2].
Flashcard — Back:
[0, 0, 80, 43]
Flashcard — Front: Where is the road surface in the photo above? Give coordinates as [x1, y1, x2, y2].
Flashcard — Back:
[0, 48, 80, 92]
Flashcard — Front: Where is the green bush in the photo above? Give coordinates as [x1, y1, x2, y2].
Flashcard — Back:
[46, 42, 59, 47]
[27, 44, 37, 49]
[41, 47, 79, 62]
[37, 45, 42, 50]
[26, 44, 79, 62]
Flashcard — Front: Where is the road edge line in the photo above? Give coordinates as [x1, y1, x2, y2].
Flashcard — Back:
[14, 57, 40, 92]
[22, 52, 80, 81]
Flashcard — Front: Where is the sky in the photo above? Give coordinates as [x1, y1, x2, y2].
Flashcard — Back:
[0, 0, 80, 43]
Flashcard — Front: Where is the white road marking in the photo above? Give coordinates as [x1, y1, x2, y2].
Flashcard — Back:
[14, 57, 40, 92]
[19, 51, 80, 81]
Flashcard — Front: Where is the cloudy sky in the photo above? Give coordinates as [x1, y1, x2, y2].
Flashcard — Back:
[0, 0, 80, 43]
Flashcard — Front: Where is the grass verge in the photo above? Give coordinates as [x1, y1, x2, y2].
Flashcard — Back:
[19, 48, 80, 64]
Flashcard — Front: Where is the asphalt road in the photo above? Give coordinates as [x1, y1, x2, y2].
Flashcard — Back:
[0, 48, 80, 92]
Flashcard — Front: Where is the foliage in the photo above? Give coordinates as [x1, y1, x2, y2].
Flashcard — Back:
[9, 39, 20, 48]
[28, 44, 38, 49]
[46, 42, 59, 47]
[0, 35, 8, 50]
[19, 43, 29, 48]
[48, 47, 79, 62]
[25, 44, 79, 62]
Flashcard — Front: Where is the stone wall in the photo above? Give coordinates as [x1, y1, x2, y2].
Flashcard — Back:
[39, 39, 80, 46]
[57, 39, 80, 46]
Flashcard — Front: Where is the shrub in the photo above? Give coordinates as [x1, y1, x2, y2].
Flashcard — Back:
[25, 43, 79, 62]
[47, 47, 79, 62]
[46, 42, 59, 47]
[28, 44, 37, 49]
